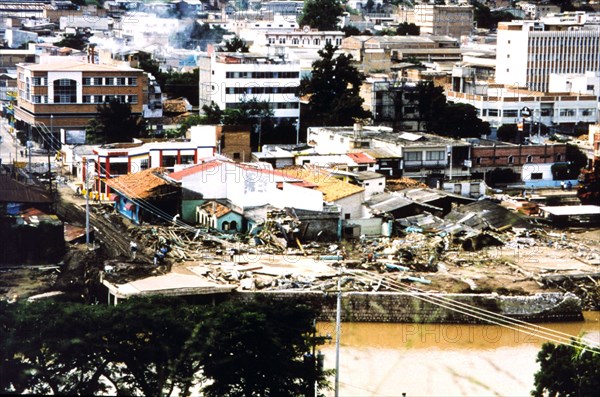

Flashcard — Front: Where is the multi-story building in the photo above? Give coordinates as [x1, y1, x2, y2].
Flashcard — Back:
[495, 20, 600, 92]
[446, 80, 598, 130]
[413, 4, 474, 38]
[517, 3, 560, 19]
[264, 27, 344, 49]
[199, 51, 300, 127]
[307, 125, 471, 179]
[360, 74, 421, 131]
[14, 59, 147, 143]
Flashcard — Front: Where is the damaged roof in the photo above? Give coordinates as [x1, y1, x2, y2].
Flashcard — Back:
[105, 168, 177, 200]
[291, 168, 364, 202]
[445, 200, 532, 231]
[365, 192, 416, 213]
[0, 175, 53, 204]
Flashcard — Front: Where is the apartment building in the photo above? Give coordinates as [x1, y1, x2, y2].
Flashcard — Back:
[495, 20, 600, 92]
[14, 60, 147, 142]
[199, 51, 300, 127]
[413, 4, 474, 38]
[264, 27, 344, 49]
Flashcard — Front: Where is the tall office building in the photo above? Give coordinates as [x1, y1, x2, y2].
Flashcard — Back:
[496, 20, 600, 92]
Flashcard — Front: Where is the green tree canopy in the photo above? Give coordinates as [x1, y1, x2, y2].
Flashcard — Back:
[300, 43, 371, 126]
[396, 22, 420, 36]
[86, 100, 145, 144]
[298, 0, 344, 31]
[532, 340, 600, 397]
[0, 297, 329, 396]
[55, 34, 89, 51]
[219, 36, 249, 52]
[497, 123, 519, 143]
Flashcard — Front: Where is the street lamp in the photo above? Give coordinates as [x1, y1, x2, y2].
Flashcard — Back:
[84, 159, 95, 248]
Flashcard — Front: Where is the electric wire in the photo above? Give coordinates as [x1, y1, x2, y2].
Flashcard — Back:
[350, 270, 600, 350]
[348, 270, 600, 352]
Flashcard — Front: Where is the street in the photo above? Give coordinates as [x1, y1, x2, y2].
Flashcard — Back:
[0, 116, 56, 175]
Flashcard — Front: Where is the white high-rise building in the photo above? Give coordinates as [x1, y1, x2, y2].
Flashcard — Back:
[199, 51, 300, 126]
[496, 20, 600, 92]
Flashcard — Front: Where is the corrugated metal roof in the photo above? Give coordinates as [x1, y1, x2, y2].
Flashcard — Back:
[0, 175, 53, 204]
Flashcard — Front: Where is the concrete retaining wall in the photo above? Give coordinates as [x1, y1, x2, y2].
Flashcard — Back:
[232, 291, 583, 323]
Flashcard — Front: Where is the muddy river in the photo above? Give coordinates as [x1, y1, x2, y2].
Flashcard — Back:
[317, 311, 600, 396]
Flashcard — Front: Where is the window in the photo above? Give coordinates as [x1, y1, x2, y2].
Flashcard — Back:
[233, 152, 241, 160]
[404, 151, 422, 161]
[504, 109, 518, 118]
[559, 109, 575, 117]
[116, 77, 126, 85]
[53, 79, 77, 103]
[161, 155, 177, 167]
[180, 155, 194, 164]
[488, 109, 499, 117]
[109, 162, 128, 176]
[32, 95, 42, 103]
[581, 109, 594, 116]
[104, 77, 114, 86]
[526, 155, 533, 163]
[587, 84, 594, 91]
[292, 38, 299, 45]
[129, 77, 137, 86]
[476, 157, 481, 165]
[426, 151, 445, 161]
[94, 95, 103, 103]
[344, 213, 351, 220]
[531, 172, 543, 180]
[32, 77, 42, 86]
[508, 155, 514, 164]
[139, 159, 149, 171]
[83, 77, 92, 85]
[83, 95, 92, 103]
[313, 39, 320, 45]
[128, 95, 138, 104]
[93, 77, 102, 85]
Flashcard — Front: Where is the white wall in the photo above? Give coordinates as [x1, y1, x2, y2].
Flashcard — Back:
[522, 162, 554, 182]
[361, 176, 386, 198]
[334, 192, 364, 219]
[495, 27, 528, 88]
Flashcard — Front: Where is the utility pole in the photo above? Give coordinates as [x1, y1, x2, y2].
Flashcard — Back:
[334, 266, 342, 397]
[85, 160, 91, 248]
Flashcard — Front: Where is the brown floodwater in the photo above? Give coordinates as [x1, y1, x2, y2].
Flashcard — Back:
[317, 312, 600, 396]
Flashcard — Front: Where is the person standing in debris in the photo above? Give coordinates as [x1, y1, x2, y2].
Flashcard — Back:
[560, 181, 566, 190]
[129, 241, 138, 260]
[566, 181, 572, 191]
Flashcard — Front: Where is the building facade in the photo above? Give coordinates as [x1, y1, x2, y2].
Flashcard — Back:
[413, 4, 474, 38]
[495, 20, 600, 92]
[199, 51, 300, 127]
[14, 60, 147, 142]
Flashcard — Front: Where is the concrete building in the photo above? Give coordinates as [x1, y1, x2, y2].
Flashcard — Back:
[307, 125, 471, 180]
[199, 51, 300, 128]
[14, 59, 147, 143]
[447, 74, 599, 130]
[264, 27, 344, 49]
[495, 20, 600, 92]
[413, 4, 474, 38]
[517, 3, 561, 19]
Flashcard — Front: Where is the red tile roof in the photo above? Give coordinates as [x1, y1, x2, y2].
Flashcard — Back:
[104, 168, 176, 199]
[347, 152, 376, 164]
[168, 161, 223, 181]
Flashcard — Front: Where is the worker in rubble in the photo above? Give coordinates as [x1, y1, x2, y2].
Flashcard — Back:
[129, 241, 138, 260]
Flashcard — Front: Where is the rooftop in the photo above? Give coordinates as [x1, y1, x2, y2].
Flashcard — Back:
[104, 168, 176, 200]
[18, 60, 142, 72]
[288, 167, 364, 202]
[540, 205, 600, 216]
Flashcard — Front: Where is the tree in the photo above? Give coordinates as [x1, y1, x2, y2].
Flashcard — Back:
[55, 34, 89, 51]
[200, 298, 330, 397]
[300, 43, 371, 127]
[298, 0, 344, 31]
[86, 100, 145, 144]
[0, 297, 329, 397]
[365, 0, 375, 12]
[497, 124, 519, 142]
[164, 69, 200, 106]
[219, 36, 249, 53]
[431, 103, 490, 138]
[342, 25, 361, 37]
[532, 340, 600, 397]
[416, 81, 446, 131]
[396, 22, 420, 36]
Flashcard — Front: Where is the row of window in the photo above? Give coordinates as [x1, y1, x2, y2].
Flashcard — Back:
[225, 71, 299, 79]
[266, 37, 342, 46]
[481, 108, 595, 118]
[83, 95, 138, 104]
[83, 77, 138, 86]
[404, 151, 446, 162]
[27, 94, 138, 104]
[102, 155, 194, 176]
[225, 101, 299, 110]
[225, 86, 298, 95]
[474, 154, 562, 164]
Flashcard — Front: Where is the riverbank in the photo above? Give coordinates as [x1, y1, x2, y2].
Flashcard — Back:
[235, 290, 584, 323]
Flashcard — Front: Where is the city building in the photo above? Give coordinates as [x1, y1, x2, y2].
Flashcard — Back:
[264, 27, 344, 49]
[198, 51, 300, 128]
[14, 59, 147, 143]
[495, 20, 600, 92]
[413, 4, 474, 38]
